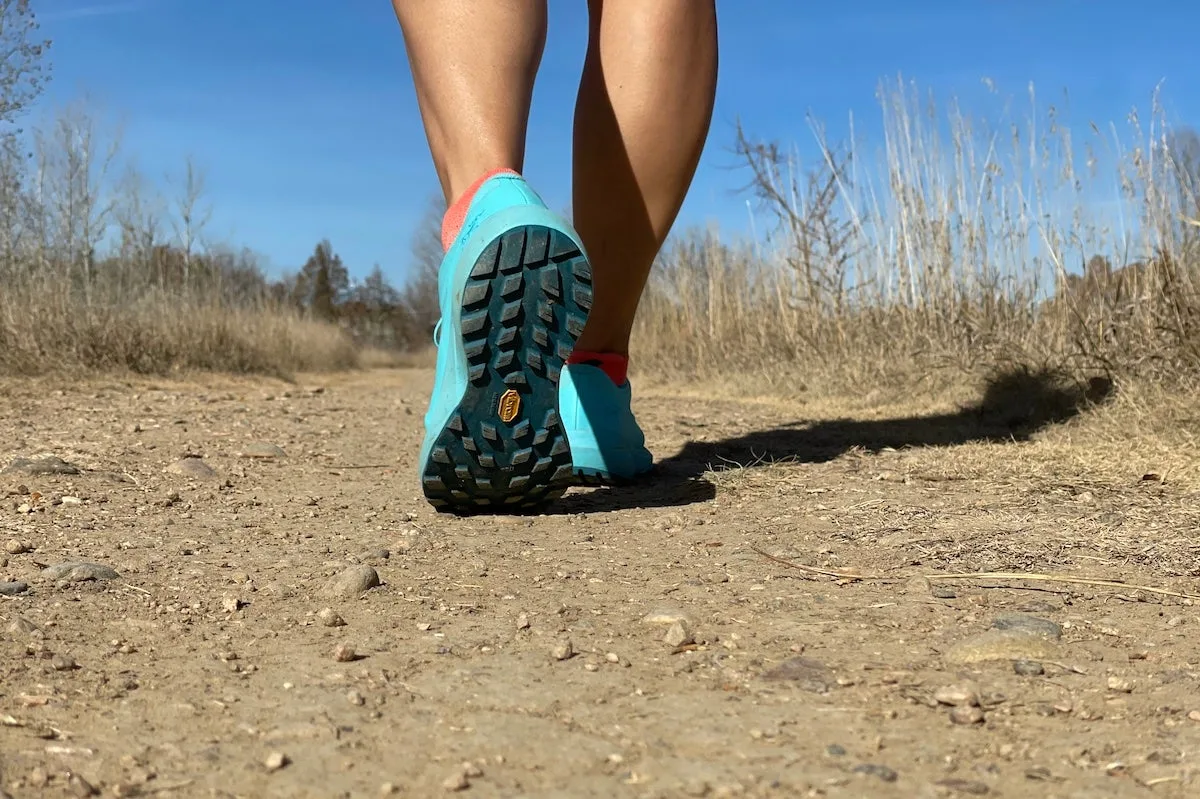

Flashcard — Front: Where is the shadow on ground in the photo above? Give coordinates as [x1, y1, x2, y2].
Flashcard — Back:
[554, 368, 1114, 514]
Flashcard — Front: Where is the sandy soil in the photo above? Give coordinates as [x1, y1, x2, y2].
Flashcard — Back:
[2, 368, 1199, 799]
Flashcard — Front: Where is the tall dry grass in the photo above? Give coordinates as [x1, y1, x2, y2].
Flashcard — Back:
[634, 77, 1200, 399]
[0, 102, 361, 378]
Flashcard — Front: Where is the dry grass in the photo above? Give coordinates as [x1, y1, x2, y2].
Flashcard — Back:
[0, 283, 359, 378]
[632, 78, 1200, 402]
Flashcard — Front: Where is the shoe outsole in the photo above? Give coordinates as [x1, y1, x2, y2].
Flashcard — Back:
[421, 224, 593, 515]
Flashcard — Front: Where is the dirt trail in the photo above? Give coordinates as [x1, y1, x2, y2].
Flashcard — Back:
[2, 369, 1198, 799]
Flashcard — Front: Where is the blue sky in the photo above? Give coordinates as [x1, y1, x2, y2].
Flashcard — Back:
[27, 0, 1200, 285]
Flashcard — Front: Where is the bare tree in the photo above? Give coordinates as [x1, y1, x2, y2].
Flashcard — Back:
[400, 192, 445, 343]
[0, 0, 50, 127]
[169, 155, 212, 284]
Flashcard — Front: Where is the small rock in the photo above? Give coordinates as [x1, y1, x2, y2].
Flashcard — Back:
[1106, 676, 1133, 693]
[605, 652, 620, 663]
[935, 778, 990, 795]
[317, 608, 346, 627]
[264, 752, 289, 771]
[853, 763, 898, 782]
[322, 565, 381, 599]
[380, 783, 398, 795]
[2, 456, 81, 476]
[932, 586, 958, 599]
[552, 640, 575, 661]
[347, 690, 365, 706]
[0, 581, 28, 596]
[516, 613, 530, 630]
[221, 595, 244, 613]
[641, 607, 694, 626]
[461, 762, 483, 778]
[826, 744, 847, 757]
[945, 630, 1061, 665]
[1188, 710, 1200, 722]
[950, 706, 986, 725]
[664, 621, 694, 647]
[1013, 659, 1044, 676]
[4, 539, 29, 554]
[358, 548, 390, 565]
[67, 774, 98, 797]
[236, 443, 286, 459]
[990, 614, 1062, 640]
[42, 562, 120, 582]
[934, 684, 980, 707]
[333, 643, 358, 662]
[442, 771, 470, 792]
[164, 457, 219, 480]
[761, 657, 834, 693]
[60, 496, 83, 506]
[51, 654, 77, 671]
[7, 616, 40, 634]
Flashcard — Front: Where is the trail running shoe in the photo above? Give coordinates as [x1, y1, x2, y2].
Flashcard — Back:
[418, 173, 593, 513]
[558, 362, 653, 485]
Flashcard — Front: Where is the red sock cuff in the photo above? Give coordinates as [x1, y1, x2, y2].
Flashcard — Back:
[567, 350, 629, 386]
[441, 168, 521, 251]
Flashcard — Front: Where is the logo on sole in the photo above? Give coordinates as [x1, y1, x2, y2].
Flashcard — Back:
[497, 389, 521, 423]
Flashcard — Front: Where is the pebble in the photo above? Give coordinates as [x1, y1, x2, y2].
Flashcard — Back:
[664, 621, 694, 647]
[317, 608, 346, 627]
[322, 565, 381, 598]
[0, 581, 28, 596]
[641, 607, 694, 626]
[41, 562, 120, 582]
[347, 690, 365, 706]
[164, 457, 219, 480]
[950, 706, 986, 725]
[761, 656, 834, 693]
[516, 613, 530, 630]
[990, 614, 1062, 639]
[7, 616, 40, 634]
[552, 640, 575, 661]
[1013, 659, 1045, 676]
[1106, 676, 1134, 693]
[333, 643, 358, 662]
[934, 778, 990, 795]
[51, 654, 77, 671]
[934, 684, 980, 707]
[380, 783, 398, 795]
[442, 771, 470, 792]
[236, 442, 286, 459]
[4, 539, 30, 555]
[826, 744, 847, 757]
[221, 595, 244, 613]
[944, 630, 1061, 665]
[264, 752, 289, 771]
[67, 774, 98, 797]
[853, 763, 898, 782]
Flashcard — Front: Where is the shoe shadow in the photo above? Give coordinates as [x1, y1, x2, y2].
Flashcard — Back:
[551, 368, 1114, 514]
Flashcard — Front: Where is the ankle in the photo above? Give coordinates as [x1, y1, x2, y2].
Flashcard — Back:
[567, 350, 628, 385]
[440, 167, 521, 251]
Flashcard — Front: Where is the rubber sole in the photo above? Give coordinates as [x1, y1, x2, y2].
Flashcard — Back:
[421, 224, 593, 514]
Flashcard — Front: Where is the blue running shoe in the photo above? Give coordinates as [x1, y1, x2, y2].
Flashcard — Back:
[558, 363, 653, 485]
[418, 173, 594, 514]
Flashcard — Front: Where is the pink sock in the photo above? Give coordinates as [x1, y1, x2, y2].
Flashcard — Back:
[567, 350, 628, 385]
[440, 167, 520, 251]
